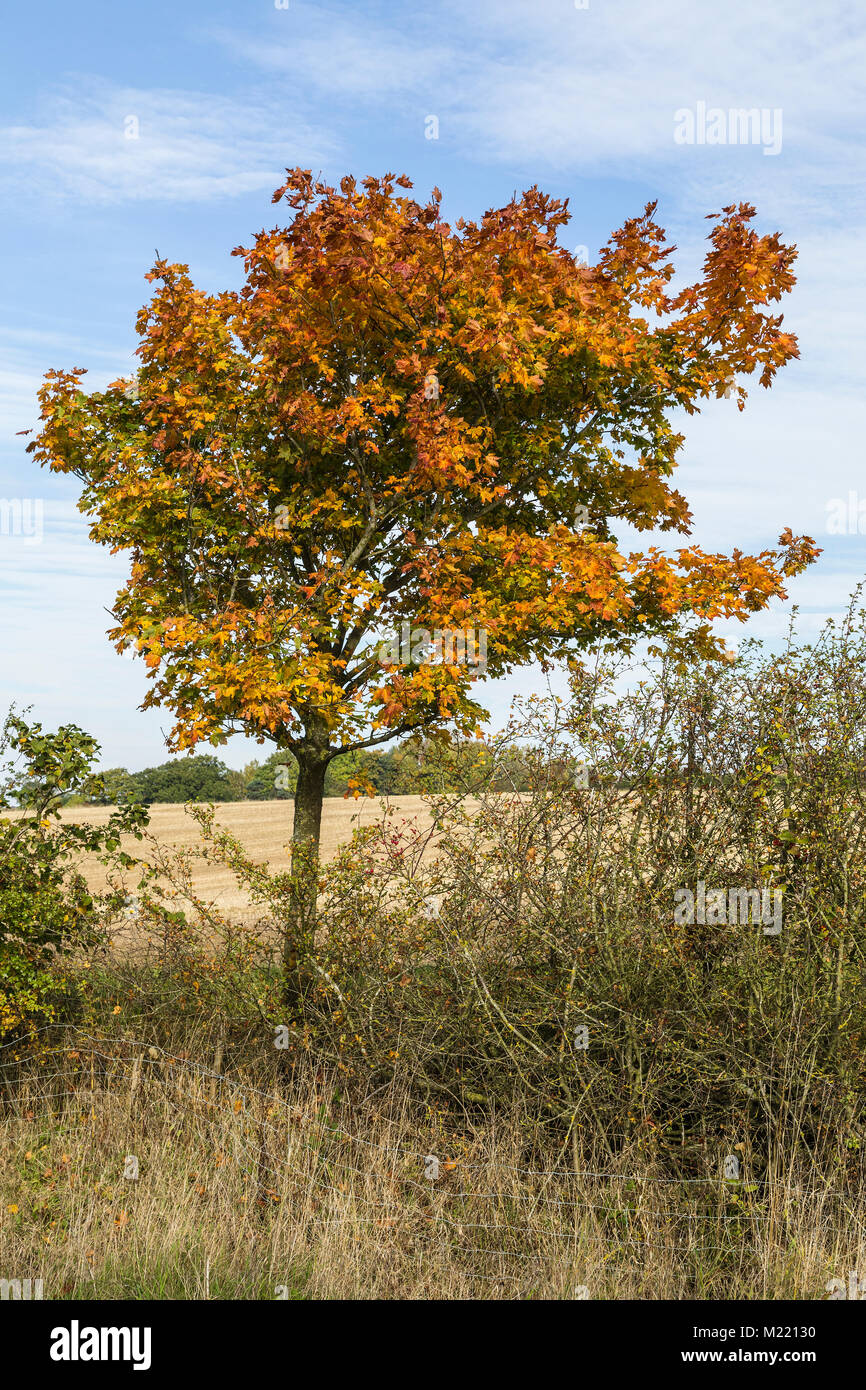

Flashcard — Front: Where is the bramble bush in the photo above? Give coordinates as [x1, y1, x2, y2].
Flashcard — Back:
[118, 599, 866, 1178]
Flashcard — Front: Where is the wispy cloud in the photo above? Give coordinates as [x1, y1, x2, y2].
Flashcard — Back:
[437, 0, 865, 198]
[217, 0, 866, 202]
[0, 79, 337, 204]
[214, 13, 449, 99]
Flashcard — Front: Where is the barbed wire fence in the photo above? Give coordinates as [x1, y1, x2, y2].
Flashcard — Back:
[1, 1024, 864, 1297]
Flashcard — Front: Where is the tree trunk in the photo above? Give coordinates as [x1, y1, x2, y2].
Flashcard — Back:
[283, 750, 330, 1010]
[292, 755, 328, 855]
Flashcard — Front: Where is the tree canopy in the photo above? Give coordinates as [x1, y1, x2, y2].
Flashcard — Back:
[29, 171, 818, 853]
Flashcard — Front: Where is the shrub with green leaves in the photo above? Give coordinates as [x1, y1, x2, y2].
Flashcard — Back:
[0, 713, 148, 1034]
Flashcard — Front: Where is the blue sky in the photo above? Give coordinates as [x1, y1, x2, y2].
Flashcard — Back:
[1, 0, 864, 771]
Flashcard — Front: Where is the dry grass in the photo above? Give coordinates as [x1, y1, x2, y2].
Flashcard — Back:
[0, 1032, 860, 1301]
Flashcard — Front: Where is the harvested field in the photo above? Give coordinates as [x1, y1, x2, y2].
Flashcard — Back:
[50, 796, 442, 928]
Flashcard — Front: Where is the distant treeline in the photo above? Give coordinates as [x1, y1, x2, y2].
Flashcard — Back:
[82, 739, 534, 806]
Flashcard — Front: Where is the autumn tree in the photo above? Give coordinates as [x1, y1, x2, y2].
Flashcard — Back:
[29, 171, 817, 964]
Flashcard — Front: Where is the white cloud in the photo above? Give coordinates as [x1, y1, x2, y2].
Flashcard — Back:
[214, 16, 448, 99]
[434, 0, 866, 184]
[0, 79, 336, 204]
[218, 0, 865, 205]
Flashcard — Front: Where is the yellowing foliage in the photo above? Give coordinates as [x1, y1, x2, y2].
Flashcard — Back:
[28, 172, 817, 846]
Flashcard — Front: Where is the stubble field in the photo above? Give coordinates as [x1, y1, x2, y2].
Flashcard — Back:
[55, 796, 439, 926]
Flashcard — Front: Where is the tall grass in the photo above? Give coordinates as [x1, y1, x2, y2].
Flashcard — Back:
[1, 1033, 862, 1300]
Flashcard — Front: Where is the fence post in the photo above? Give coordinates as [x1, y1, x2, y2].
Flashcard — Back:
[127, 1053, 141, 1118]
[210, 1036, 224, 1105]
